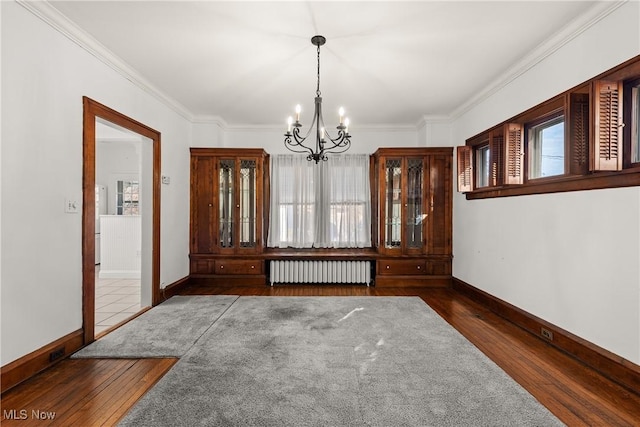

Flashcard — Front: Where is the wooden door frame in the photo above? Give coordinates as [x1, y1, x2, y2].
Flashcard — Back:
[82, 97, 161, 344]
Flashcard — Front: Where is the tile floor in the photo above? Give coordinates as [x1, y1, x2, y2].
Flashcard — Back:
[95, 270, 142, 335]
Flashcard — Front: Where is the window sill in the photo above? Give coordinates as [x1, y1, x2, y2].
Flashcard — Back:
[465, 168, 640, 199]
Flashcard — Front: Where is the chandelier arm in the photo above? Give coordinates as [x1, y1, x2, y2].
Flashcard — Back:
[321, 135, 352, 153]
[317, 106, 350, 151]
[325, 132, 350, 146]
[284, 128, 315, 156]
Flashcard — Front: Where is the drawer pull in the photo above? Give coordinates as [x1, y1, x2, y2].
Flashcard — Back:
[220, 265, 224, 269]
[251, 265, 255, 269]
[417, 266, 421, 270]
[386, 265, 390, 269]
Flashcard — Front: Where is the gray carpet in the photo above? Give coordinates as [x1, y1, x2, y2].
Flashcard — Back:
[118, 296, 563, 426]
[73, 295, 238, 358]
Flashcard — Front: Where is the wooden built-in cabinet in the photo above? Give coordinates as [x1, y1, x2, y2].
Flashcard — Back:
[189, 147, 452, 287]
[372, 147, 452, 287]
[189, 148, 269, 285]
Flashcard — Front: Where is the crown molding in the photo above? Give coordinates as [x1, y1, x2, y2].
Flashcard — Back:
[17, 0, 195, 122]
[449, 0, 627, 120]
[191, 115, 229, 128]
[416, 115, 453, 130]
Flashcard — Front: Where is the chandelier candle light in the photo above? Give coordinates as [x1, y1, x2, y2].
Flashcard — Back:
[284, 35, 351, 163]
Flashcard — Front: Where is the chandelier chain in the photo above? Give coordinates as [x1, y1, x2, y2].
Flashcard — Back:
[316, 43, 321, 97]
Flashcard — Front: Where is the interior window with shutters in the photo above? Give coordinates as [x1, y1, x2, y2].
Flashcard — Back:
[527, 114, 565, 179]
[475, 145, 490, 188]
[456, 55, 640, 199]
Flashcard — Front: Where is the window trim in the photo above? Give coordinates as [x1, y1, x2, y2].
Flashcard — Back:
[475, 143, 490, 188]
[623, 77, 640, 169]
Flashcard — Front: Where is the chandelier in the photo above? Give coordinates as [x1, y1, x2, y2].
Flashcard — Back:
[284, 35, 351, 163]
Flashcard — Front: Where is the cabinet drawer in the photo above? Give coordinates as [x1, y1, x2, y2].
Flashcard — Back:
[191, 259, 215, 274]
[214, 260, 263, 275]
[377, 259, 428, 275]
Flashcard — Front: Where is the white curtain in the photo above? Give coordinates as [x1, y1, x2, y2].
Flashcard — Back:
[268, 154, 371, 248]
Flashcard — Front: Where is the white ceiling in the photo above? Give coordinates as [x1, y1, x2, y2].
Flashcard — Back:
[44, 0, 604, 128]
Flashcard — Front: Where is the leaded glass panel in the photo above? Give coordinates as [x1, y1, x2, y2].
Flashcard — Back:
[219, 159, 234, 248]
[385, 159, 401, 248]
[406, 158, 424, 248]
[239, 159, 257, 247]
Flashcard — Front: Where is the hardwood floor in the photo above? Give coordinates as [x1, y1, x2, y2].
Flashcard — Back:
[3, 285, 640, 426]
[1, 358, 176, 426]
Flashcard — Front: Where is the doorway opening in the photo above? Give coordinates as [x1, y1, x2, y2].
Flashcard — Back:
[82, 97, 161, 344]
[94, 120, 149, 335]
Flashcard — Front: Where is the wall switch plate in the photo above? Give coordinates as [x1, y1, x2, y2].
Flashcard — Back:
[161, 175, 170, 185]
[65, 199, 79, 213]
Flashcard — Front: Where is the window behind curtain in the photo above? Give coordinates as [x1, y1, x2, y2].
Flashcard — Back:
[268, 154, 371, 248]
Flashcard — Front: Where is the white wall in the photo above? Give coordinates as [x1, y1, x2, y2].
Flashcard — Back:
[452, 1, 640, 364]
[1, 1, 191, 365]
[418, 119, 454, 148]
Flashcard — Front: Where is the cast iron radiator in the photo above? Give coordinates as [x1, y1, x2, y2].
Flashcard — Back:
[269, 260, 372, 286]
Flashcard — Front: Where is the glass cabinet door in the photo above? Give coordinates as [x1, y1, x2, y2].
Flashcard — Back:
[406, 157, 425, 250]
[218, 159, 234, 248]
[384, 158, 402, 249]
[239, 159, 257, 248]
[379, 154, 428, 255]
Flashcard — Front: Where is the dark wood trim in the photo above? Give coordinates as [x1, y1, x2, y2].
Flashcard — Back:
[452, 277, 640, 395]
[623, 77, 640, 169]
[82, 97, 162, 346]
[1, 330, 83, 394]
[160, 276, 192, 301]
[82, 100, 96, 343]
[466, 167, 640, 199]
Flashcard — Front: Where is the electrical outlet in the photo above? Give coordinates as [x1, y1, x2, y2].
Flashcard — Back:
[540, 327, 553, 341]
[49, 347, 65, 362]
[162, 175, 170, 185]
